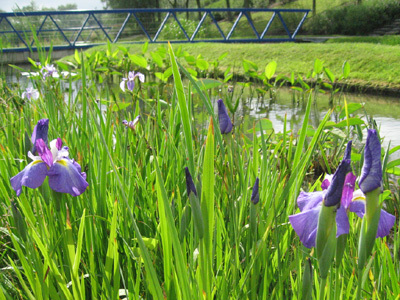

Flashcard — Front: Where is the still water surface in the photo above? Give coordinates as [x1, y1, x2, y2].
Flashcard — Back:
[234, 89, 400, 159]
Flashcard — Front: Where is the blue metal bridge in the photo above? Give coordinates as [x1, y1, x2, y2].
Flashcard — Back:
[0, 8, 310, 53]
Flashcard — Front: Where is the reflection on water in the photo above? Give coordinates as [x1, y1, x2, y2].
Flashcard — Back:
[238, 88, 400, 160]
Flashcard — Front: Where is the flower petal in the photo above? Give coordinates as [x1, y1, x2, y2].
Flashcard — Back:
[56, 138, 62, 151]
[376, 209, 395, 238]
[120, 80, 126, 92]
[185, 167, 197, 197]
[289, 206, 321, 248]
[297, 190, 325, 212]
[10, 160, 48, 196]
[217, 99, 233, 134]
[47, 158, 89, 196]
[341, 172, 356, 210]
[359, 129, 382, 193]
[137, 72, 145, 83]
[349, 200, 365, 218]
[36, 139, 53, 167]
[71, 160, 87, 180]
[251, 177, 260, 205]
[336, 205, 350, 237]
[32, 89, 39, 100]
[324, 159, 351, 207]
[321, 178, 331, 190]
[31, 119, 49, 154]
[127, 80, 135, 91]
[344, 140, 352, 161]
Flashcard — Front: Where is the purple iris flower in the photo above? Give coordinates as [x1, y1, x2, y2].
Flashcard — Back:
[22, 87, 39, 100]
[289, 169, 395, 248]
[31, 119, 49, 154]
[10, 138, 88, 197]
[120, 71, 145, 92]
[251, 177, 260, 205]
[359, 129, 382, 194]
[289, 159, 351, 248]
[217, 99, 233, 134]
[41, 64, 59, 79]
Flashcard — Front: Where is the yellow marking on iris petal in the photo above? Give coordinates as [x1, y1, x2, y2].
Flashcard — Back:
[57, 159, 69, 167]
[31, 160, 43, 166]
[352, 196, 366, 202]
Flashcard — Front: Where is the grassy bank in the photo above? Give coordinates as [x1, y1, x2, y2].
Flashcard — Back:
[66, 41, 400, 93]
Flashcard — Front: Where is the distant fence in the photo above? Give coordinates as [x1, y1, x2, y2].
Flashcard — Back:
[0, 8, 310, 53]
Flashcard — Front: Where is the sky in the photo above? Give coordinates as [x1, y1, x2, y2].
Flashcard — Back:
[1, 0, 104, 12]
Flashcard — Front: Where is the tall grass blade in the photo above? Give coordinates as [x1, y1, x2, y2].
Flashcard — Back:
[199, 119, 215, 299]
[154, 154, 192, 299]
[168, 43, 195, 175]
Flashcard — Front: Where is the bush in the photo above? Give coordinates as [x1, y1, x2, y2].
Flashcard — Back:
[305, 0, 400, 35]
[160, 18, 207, 40]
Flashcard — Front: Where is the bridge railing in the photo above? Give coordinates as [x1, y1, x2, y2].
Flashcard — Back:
[0, 8, 310, 53]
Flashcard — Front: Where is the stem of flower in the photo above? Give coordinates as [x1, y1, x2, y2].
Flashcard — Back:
[319, 277, 326, 300]
[356, 268, 362, 300]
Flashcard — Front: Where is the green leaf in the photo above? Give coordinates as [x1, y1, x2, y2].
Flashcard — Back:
[324, 67, 335, 82]
[104, 200, 118, 286]
[334, 118, 365, 127]
[142, 41, 149, 54]
[322, 82, 333, 89]
[196, 58, 209, 71]
[218, 52, 228, 60]
[151, 52, 163, 67]
[8, 64, 26, 72]
[200, 119, 215, 299]
[265, 61, 277, 80]
[55, 61, 70, 71]
[389, 145, 400, 155]
[184, 55, 196, 64]
[293, 94, 312, 169]
[154, 156, 192, 299]
[112, 102, 131, 112]
[192, 79, 223, 92]
[387, 166, 400, 175]
[169, 43, 195, 175]
[133, 237, 159, 251]
[116, 45, 128, 54]
[243, 59, 258, 73]
[339, 103, 363, 118]
[74, 50, 81, 65]
[314, 58, 323, 74]
[291, 86, 303, 92]
[386, 159, 400, 170]
[342, 61, 350, 78]
[73, 210, 86, 277]
[186, 67, 198, 77]
[329, 127, 347, 139]
[129, 54, 147, 68]
[247, 119, 273, 133]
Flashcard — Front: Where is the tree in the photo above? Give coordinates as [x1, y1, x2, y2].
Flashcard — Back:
[101, 0, 160, 9]
[243, 0, 253, 8]
[313, 0, 316, 16]
[57, 4, 78, 10]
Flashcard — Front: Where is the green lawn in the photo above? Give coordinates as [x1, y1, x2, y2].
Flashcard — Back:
[74, 41, 400, 91]
[325, 35, 400, 46]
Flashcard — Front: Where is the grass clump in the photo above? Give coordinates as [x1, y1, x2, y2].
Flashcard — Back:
[1, 43, 399, 299]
